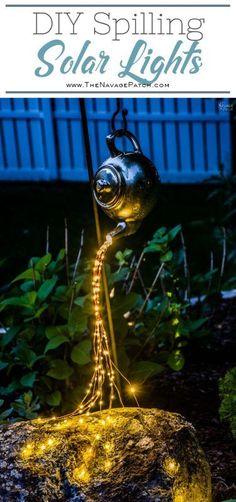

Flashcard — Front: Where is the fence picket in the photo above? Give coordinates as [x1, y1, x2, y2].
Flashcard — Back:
[0, 98, 232, 183]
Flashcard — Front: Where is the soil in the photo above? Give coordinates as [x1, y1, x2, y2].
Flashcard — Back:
[147, 298, 236, 502]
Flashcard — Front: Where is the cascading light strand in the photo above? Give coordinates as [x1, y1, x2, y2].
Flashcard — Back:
[74, 233, 139, 416]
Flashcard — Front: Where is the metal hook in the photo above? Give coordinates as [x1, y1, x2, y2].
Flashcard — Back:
[111, 98, 128, 133]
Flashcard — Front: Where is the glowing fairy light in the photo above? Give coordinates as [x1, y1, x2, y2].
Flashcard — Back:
[73, 466, 90, 483]
[74, 233, 139, 415]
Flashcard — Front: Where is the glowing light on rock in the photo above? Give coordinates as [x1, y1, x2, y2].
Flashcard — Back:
[17, 408, 211, 501]
[104, 459, 112, 471]
[21, 443, 33, 459]
[73, 466, 90, 483]
[163, 457, 180, 476]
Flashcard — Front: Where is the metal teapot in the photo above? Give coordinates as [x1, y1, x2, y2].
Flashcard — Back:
[93, 129, 160, 237]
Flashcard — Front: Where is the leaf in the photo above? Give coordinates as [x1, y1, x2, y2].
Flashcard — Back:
[23, 390, 33, 406]
[184, 318, 208, 332]
[57, 249, 65, 261]
[54, 285, 68, 298]
[37, 276, 58, 301]
[12, 269, 40, 283]
[167, 350, 185, 371]
[35, 253, 52, 272]
[161, 250, 173, 262]
[153, 235, 169, 245]
[26, 292, 37, 304]
[0, 361, 8, 371]
[74, 295, 89, 308]
[191, 318, 208, 331]
[45, 326, 68, 340]
[115, 249, 132, 266]
[123, 249, 133, 259]
[0, 408, 13, 420]
[153, 227, 167, 238]
[112, 293, 142, 317]
[207, 189, 221, 200]
[47, 359, 73, 380]
[58, 305, 69, 320]
[0, 380, 21, 396]
[71, 339, 91, 365]
[46, 390, 62, 407]
[130, 361, 164, 383]
[30, 305, 48, 319]
[0, 400, 4, 407]
[20, 372, 37, 388]
[167, 224, 182, 241]
[115, 251, 123, 262]
[0, 326, 20, 348]
[44, 335, 69, 353]
[144, 243, 163, 253]
[109, 268, 129, 285]
[16, 347, 40, 369]
[18, 327, 35, 342]
[29, 256, 40, 267]
[47, 260, 57, 274]
[0, 292, 37, 309]
[221, 500, 236, 502]
[0, 258, 7, 268]
[223, 208, 236, 222]
[68, 306, 88, 335]
[20, 281, 34, 293]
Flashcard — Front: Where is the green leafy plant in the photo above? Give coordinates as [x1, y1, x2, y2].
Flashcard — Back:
[0, 249, 96, 420]
[188, 171, 236, 298]
[112, 224, 208, 381]
[207, 173, 236, 292]
[0, 224, 209, 421]
[219, 367, 236, 439]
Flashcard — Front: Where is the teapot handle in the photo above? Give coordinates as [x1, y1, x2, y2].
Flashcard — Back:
[106, 129, 142, 158]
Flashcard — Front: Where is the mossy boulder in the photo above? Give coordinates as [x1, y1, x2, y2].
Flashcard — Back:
[0, 408, 211, 501]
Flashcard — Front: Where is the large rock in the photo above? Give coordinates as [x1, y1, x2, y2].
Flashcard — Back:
[0, 408, 211, 501]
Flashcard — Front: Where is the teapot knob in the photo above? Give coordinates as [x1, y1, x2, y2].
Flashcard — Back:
[93, 165, 122, 207]
[95, 179, 113, 193]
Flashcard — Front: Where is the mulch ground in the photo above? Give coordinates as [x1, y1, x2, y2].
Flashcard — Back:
[147, 298, 236, 502]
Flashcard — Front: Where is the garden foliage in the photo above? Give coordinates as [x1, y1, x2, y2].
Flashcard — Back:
[0, 167, 236, 423]
[219, 367, 236, 439]
[0, 224, 209, 421]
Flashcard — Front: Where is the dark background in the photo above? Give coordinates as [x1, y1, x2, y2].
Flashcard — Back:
[0, 182, 216, 283]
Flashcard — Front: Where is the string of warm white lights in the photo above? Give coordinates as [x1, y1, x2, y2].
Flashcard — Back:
[74, 234, 139, 415]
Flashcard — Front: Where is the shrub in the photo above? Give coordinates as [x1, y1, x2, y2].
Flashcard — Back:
[219, 367, 236, 439]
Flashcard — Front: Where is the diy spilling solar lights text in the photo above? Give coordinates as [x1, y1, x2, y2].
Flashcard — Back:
[33, 11, 205, 82]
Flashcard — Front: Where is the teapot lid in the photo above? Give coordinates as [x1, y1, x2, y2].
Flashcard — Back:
[94, 165, 122, 208]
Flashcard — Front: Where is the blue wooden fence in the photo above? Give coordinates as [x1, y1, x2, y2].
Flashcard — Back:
[0, 98, 232, 183]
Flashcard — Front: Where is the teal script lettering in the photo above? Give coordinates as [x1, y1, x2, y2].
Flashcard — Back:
[35, 39, 110, 77]
[118, 39, 202, 84]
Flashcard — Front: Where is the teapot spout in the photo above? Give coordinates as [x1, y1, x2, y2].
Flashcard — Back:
[107, 220, 142, 240]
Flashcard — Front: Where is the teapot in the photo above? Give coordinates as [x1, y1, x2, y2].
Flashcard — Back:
[93, 129, 160, 237]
